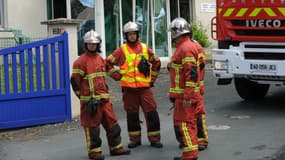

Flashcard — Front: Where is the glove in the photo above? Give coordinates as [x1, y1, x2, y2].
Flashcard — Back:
[138, 56, 150, 77]
[112, 71, 122, 81]
[87, 98, 99, 116]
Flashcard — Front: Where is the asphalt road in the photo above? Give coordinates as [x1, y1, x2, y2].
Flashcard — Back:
[1, 66, 285, 160]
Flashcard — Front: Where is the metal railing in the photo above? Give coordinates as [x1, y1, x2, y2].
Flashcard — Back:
[0, 37, 46, 49]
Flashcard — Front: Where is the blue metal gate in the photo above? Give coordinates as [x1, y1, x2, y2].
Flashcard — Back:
[0, 32, 71, 130]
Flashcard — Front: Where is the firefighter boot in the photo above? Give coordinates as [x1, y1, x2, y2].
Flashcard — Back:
[89, 155, 105, 160]
[128, 141, 141, 148]
[150, 141, 163, 148]
[173, 157, 198, 160]
[110, 148, 131, 156]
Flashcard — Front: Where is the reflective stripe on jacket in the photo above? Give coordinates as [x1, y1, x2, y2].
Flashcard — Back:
[193, 40, 206, 95]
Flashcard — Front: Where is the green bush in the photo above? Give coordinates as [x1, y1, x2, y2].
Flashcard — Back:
[192, 22, 212, 48]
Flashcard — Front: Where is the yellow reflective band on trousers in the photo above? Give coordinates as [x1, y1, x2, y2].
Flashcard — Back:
[201, 114, 209, 141]
[110, 143, 123, 151]
[86, 128, 91, 151]
[120, 43, 151, 88]
[148, 131, 160, 137]
[128, 131, 141, 136]
[89, 147, 102, 153]
[182, 122, 198, 153]
[85, 128, 102, 153]
[197, 114, 208, 144]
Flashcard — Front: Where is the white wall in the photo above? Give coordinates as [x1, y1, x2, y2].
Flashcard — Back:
[194, 0, 216, 44]
[6, 0, 48, 37]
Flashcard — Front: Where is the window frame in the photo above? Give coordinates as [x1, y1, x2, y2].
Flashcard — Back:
[0, 0, 4, 27]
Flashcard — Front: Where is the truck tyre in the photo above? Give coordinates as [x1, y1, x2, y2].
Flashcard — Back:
[234, 78, 269, 100]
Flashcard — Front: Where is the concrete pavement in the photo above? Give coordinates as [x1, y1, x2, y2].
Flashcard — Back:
[0, 68, 214, 160]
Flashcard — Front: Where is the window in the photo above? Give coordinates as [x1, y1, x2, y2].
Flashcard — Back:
[104, 0, 121, 55]
[47, 0, 67, 20]
[0, 0, 4, 27]
[153, 0, 168, 57]
[136, 0, 152, 47]
[71, 0, 95, 55]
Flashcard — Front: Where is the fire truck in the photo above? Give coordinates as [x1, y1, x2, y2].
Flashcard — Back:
[211, 0, 285, 100]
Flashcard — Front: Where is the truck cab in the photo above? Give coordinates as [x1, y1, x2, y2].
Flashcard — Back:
[211, 0, 285, 100]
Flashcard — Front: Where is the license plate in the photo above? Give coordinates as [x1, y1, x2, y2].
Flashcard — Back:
[250, 63, 277, 73]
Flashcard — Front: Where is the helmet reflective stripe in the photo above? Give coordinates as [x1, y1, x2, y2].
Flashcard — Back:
[169, 17, 192, 40]
[123, 21, 139, 33]
[84, 30, 101, 44]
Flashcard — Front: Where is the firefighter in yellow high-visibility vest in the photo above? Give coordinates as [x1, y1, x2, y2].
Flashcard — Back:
[106, 21, 163, 149]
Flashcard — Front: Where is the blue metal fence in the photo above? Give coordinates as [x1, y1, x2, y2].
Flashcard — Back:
[0, 32, 71, 130]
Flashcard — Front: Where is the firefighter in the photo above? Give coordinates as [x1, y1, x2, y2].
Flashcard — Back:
[168, 17, 201, 160]
[106, 21, 163, 149]
[192, 39, 209, 151]
[70, 30, 130, 160]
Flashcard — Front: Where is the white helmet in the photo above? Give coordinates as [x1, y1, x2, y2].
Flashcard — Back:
[84, 30, 101, 44]
[169, 17, 192, 40]
[123, 21, 139, 33]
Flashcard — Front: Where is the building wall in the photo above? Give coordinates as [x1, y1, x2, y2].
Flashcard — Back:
[194, 0, 216, 44]
[6, 0, 48, 37]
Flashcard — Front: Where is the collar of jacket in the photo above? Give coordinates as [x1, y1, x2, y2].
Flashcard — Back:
[86, 51, 99, 57]
[176, 36, 190, 47]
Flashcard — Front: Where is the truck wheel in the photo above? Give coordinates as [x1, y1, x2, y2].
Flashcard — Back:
[234, 78, 269, 100]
